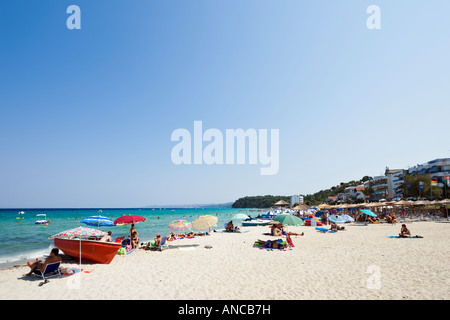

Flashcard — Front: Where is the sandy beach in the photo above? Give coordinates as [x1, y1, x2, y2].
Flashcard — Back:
[1, 221, 449, 300]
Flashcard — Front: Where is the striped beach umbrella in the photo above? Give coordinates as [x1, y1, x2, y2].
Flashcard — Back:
[168, 219, 192, 233]
[80, 215, 115, 227]
[49, 226, 107, 239]
[328, 214, 346, 224]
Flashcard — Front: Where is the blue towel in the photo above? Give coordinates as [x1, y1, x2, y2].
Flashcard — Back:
[387, 236, 421, 239]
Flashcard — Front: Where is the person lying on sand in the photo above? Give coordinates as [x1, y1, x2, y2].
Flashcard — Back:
[330, 222, 345, 231]
[254, 239, 285, 250]
[286, 231, 304, 236]
[24, 248, 62, 277]
[368, 217, 379, 224]
[167, 233, 176, 241]
[270, 224, 303, 236]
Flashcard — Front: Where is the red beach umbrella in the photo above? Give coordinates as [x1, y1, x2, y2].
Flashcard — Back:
[114, 215, 146, 226]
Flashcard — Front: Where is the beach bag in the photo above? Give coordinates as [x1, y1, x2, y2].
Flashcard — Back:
[126, 244, 132, 253]
[117, 247, 127, 255]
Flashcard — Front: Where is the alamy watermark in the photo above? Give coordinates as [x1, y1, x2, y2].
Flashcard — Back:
[366, 265, 381, 290]
[170, 121, 279, 175]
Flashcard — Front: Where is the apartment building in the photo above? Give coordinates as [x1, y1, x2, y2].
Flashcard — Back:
[408, 158, 450, 184]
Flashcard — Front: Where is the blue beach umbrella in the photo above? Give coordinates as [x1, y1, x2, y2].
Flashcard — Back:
[341, 214, 355, 222]
[80, 215, 115, 227]
[328, 214, 346, 224]
[360, 209, 377, 217]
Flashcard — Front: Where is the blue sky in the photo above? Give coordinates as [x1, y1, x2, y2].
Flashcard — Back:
[1, 1, 449, 207]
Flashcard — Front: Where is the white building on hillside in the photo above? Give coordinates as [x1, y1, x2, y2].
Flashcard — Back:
[371, 176, 388, 200]
[343, 185, 365, 202]
[290, 194, 304, 206]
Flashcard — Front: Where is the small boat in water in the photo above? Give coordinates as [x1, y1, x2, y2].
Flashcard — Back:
[18, 211, 25, 215]
[53, 238, 121, 264]
[35, 214, 49, 224]
[241, 219, 271, 227]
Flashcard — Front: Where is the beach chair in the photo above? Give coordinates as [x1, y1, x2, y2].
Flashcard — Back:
[151, 236, 169, 251]
[33, 261, 61, 281]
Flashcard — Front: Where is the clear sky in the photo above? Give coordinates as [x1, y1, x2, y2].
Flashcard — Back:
[1, 1, 449, 207]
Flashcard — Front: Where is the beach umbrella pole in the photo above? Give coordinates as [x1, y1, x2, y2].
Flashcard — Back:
[79, 237, 82, 273]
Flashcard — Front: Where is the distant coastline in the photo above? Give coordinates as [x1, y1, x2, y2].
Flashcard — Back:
[142, 202, 234, 209]
[0, 203, 234, 210]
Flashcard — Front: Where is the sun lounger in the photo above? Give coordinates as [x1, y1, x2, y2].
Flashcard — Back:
[33, 261, 61, 281]
[150, 236, 169, 251]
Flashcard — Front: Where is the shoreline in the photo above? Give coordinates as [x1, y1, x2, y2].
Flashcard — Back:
[1, 221, 449, 300]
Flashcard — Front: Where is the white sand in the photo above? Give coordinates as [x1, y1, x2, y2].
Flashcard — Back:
[1, 221, 449, 300]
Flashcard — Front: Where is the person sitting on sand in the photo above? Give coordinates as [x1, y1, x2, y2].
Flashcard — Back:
[330, 222, 345, 231]
[99, 231, 112, 242]
[390, 213, 398, 224]
[399, 224, 411, 238]
[226, 221, 234, 232]
[271, 224, 283, 236]
[24, 248, 62, 277]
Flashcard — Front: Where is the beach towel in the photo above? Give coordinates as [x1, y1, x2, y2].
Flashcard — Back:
[259, 247, 289, 251]
[254, 239, 291, 251]
[286, 234, 294, 247]
[60, 268, 81, 276]
[387, 236, 423, 239]
[214, 229, 249, 233]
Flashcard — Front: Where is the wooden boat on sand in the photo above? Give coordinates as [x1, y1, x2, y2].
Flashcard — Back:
[53, 238, 121, 264]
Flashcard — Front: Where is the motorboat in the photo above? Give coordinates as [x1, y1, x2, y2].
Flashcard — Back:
[18, 211, 25, 215]
[53, 237, 121, 264]
[241, 219, 271, 227]
[35, 214, 49, 224]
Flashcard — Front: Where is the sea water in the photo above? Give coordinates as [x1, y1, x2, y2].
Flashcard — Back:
[0, 208, 264, 268]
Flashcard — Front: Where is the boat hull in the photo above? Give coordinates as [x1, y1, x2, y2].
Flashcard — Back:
[241, 220, 271, 227]
[54, 238, 121, 264]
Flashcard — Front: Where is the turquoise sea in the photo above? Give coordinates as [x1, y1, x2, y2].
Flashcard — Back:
[0, 208, 264, 268]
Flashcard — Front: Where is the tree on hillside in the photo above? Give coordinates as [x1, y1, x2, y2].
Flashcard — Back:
[399, 173, 443, 199]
